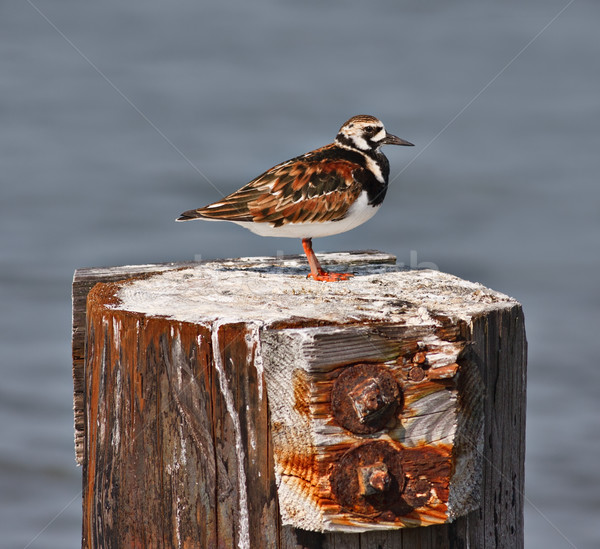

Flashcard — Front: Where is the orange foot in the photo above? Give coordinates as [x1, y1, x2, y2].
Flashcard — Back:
[307, 271, 354, 282]
[301, 239, 354, 282]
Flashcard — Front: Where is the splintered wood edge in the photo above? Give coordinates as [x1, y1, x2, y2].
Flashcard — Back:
[71, 251, 395, 464]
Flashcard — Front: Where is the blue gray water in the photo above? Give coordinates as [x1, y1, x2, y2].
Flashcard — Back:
[1, 0, 599, 547]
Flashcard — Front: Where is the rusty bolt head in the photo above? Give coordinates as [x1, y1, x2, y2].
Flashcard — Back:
[330, 441, 410, 517]
[332, 364, 402, 434]
[357, 462, 390, 496]
[368, 468, 390, 493]
[413, 351, 427, 364]
[408, 365, 425, 382]
[348, 377, 390, 423]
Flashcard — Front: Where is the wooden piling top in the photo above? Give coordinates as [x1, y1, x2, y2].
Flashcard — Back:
[99, 252, 516, 326]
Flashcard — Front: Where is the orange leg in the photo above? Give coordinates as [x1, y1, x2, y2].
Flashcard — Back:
[301, 238, 354, 282]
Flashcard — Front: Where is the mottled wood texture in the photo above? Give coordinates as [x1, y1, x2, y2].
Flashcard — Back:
[72, 251, 526, 549]
[261, 323, 480, 533]
[72, 262, 195, 463]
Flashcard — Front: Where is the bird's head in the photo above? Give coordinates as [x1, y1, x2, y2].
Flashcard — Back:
[335, 115, 413, 152]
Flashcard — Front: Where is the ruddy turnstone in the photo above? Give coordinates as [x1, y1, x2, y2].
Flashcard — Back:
[177, 115, 413, 281]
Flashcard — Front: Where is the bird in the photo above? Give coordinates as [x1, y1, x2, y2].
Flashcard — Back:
[177, 115, 413, 281]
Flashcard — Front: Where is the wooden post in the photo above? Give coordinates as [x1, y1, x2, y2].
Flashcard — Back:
[72, 251, 526, 548]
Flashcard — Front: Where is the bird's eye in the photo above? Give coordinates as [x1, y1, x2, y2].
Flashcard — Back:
[364, 126, 374, 133]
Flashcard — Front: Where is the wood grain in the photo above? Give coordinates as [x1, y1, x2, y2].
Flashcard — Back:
[260, 322, 480, 532]
[72, 252, 526, 548]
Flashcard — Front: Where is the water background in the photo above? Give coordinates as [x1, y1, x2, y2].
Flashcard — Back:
[1, 1, 599, 547]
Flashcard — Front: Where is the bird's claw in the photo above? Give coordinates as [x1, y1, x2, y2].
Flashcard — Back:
[307, 271, 354, 282]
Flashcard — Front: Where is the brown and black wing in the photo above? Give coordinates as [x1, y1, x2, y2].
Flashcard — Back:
[177, 145, 365, 226]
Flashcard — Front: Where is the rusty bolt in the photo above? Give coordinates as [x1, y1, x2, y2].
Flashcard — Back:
[369, 469, 390, 492]
[357, 462, 390, 496]
[348, 377, 389, 423]
[330, 441, 409, 517]
[413, 351, 427, 364]
[332, 364, 402, 434]
[408, 365, 425, 382]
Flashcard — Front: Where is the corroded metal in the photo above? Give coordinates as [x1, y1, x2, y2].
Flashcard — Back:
[331, 364, 402, 434]
[413, 350, 427, 364]
[330, 441, 408, 517]
[403, 477, 432, 509]
[407, 365, 425, 382]
[357, 462, 390, 496]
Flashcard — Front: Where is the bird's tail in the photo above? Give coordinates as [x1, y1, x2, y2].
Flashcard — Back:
[176, 209, 205, 221]
[175, 210, 211, 221]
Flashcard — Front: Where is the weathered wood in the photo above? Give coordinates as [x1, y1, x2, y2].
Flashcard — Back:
[73, 251, 526, 548]
[260, 323, 479, 532]
[72, 261, 195, 463]
[71, 252, 394, 464]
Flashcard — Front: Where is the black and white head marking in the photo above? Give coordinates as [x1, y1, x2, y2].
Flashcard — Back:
[335, 116, 387, 152]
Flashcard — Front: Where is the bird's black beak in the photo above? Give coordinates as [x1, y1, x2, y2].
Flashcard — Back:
[382, 132, 414, 146]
